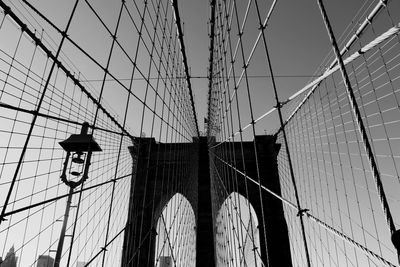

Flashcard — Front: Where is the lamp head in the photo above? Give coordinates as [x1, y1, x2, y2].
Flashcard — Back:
[59, 123, 102, 153]
[59, 122, 102, 188]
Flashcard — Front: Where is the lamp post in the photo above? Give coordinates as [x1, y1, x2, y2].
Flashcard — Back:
[54, 122, 102, 267]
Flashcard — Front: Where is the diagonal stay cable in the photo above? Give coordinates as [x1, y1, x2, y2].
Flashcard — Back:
[210, 157, 266, 267]
[212, 150, 398, 266]
[1, 0, 195, 142]
[211, 22, 400, 149]
[0, 0, 134, 140]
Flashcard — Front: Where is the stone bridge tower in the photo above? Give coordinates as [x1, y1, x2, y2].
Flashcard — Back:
[121, 136, 292, 266]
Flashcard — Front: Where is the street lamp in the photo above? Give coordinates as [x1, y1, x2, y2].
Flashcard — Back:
[54, 122, 102, 267]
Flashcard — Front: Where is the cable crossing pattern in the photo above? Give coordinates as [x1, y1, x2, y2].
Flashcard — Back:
[0, 0, 197, 266]
[207, 0, 400, 266]
[0, 0, 399, 266]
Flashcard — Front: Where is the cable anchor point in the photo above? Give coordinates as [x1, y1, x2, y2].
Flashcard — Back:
[297, 208, 309, 217]
[275, 99, 290, 109]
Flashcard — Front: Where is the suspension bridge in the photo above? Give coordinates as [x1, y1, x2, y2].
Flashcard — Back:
[0, 0, 400, 266]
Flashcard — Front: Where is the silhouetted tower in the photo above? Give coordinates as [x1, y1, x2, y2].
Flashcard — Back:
[36, 255, 54, 267]
[1, 246, 17, 267]
[121, 136, 292, 266]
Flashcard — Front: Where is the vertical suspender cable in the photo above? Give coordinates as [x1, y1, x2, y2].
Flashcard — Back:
[316, 0, 400, 263]
[171, 0, 200, 137]
[257, 4, 312, 267]
[0, 0, 80, 224]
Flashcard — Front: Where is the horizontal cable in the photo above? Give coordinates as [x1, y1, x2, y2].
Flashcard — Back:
[210, 22, 400, 149]
[1, 173, 132, 218]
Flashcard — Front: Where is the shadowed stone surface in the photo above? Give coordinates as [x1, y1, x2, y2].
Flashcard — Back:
[121, 136, 292, 266]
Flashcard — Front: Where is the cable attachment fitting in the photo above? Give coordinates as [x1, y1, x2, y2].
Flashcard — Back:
[297, 208, 309, 217]
[274, 99, 290, 109]
[391, 229, 400, 252]
[258, 23, 266, 30]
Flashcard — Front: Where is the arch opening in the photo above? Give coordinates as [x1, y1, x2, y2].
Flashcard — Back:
[216, 192, 261, 267]
[154, 193, 196, 267]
